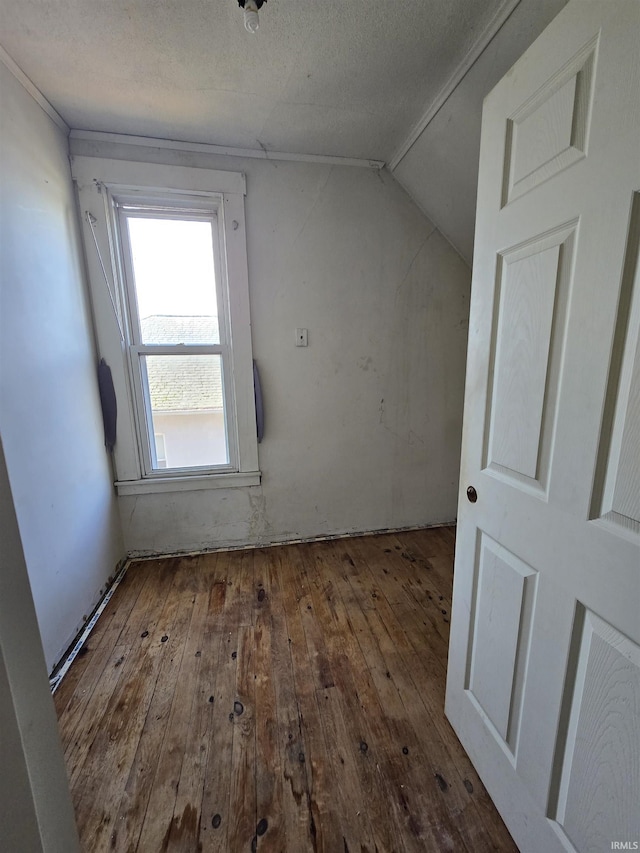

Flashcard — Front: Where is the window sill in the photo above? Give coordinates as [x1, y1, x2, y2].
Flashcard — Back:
[115, 471, 261, 496]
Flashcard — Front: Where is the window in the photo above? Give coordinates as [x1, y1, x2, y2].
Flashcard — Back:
[72, 158, 260, 494]
[118, 201, 233, 474]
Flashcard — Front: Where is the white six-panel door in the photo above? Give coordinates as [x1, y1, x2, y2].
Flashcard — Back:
[445, 2, 640, 851]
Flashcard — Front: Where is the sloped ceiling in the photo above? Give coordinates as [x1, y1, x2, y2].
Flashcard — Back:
[0, 0, 506, 161]
[392, 0, 567, 262]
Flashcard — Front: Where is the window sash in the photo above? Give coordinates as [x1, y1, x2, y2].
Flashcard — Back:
[115, 203, 227, 348]
[130, 344, 223, 356]
[128, 348, 237, 476]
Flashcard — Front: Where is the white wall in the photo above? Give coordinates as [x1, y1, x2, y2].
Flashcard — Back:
[0, 437, 80, 852]
[392, 0, 568, 264]
[153, 412, 227, 469]
[0, 62, 124, 671]
[71, 137, 471, 554]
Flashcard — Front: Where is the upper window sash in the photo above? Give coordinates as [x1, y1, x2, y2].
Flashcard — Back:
[113, 197, 229, 348]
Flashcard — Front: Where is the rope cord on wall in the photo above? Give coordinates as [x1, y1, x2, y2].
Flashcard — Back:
[85, 211, 125, 342]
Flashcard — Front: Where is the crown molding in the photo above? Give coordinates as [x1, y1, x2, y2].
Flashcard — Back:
[70, 130, 385, 170]
[0, 45, 69, 133]
[389, 0, 521, 172]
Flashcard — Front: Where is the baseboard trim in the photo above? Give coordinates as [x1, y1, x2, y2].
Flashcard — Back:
[126, 520, 457, 562]
[49, 559, 130, 693]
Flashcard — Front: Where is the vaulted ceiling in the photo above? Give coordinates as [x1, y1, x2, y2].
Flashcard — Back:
[0, 0, 505, 161]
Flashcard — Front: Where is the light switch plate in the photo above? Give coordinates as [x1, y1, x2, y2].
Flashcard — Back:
[295, 328, 308, 347]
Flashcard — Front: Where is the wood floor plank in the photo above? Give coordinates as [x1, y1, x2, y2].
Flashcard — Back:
[314, 685, 379, 852]
[134, 558, 215, 852]
[71, 559, 198, 850]
[293, 543, 335, 692]
[310, 543, 458, 852]
[354, 604, 478, 849]
[340, 604, 469, 847]
[166, 555, 225, 853]
[53, 561, 149, 717]
[277, 547, 344, 853]
[260, 545, 340, 852]
[393, 532, 456, 601]
[253, 548, 296, 852]
[55, 560, 161, 747]
[351, 539, 517, 851]
[225, 547, 255, 629]
[61, 559, 179, 787]
[299, 545, 409, 853]
[199, 552, 239, 853]
[353, 536, 452, 662]
[253, 608, 286, 852]
[57, 527, 517, 853]
[272, 551, 341, 851]
[228, 622, 257, 851]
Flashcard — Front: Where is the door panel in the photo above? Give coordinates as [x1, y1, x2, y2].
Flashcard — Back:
[503, 35, 596, 207]
[467, 533, 538, 751]
[550, 609, 640, 853]
[446, 2, 640, 850]
[485, 222, 576, 494]
[593, 192, 640, 534]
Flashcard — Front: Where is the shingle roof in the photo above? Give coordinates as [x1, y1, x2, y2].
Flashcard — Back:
[141, 316, 223, 413]
[141, 314, 220, 346]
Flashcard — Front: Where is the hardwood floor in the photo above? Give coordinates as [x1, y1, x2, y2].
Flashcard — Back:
[55, 527, 517, 852]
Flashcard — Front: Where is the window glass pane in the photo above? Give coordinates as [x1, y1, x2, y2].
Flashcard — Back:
[143, 354, 228, 469]
[126, 217, 220, 344]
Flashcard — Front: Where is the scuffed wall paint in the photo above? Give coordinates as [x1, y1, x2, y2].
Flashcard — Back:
[71, 138, 471, 554]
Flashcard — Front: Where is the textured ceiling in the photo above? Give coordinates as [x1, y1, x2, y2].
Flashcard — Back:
[0, 0, 505, 161]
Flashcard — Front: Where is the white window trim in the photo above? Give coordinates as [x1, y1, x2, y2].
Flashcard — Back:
[115, 471, 261, 495]
[72, 156, 260, 494]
